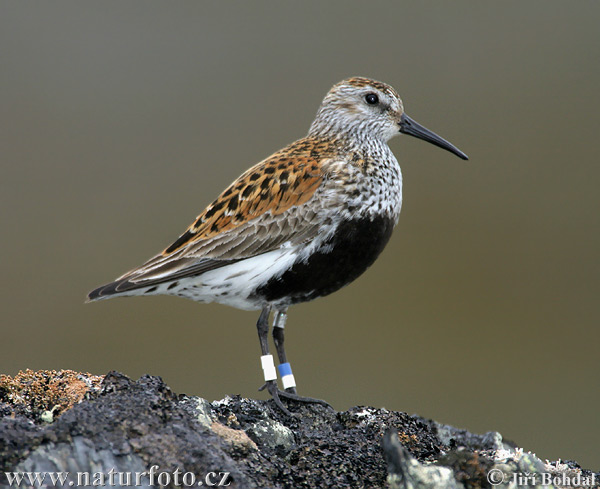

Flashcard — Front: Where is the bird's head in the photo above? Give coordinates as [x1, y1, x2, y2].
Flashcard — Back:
[309, 77, 468, 160]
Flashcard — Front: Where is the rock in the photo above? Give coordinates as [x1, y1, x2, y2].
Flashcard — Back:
[0, 370, 597, 488]
[384, 429, 461, 489]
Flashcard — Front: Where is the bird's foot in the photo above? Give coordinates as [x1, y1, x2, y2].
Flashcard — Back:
[259, 380, 333, 416]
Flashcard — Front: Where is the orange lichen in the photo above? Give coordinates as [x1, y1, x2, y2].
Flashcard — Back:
[0, 369, 104, 419]
[398, 431, 419, 446]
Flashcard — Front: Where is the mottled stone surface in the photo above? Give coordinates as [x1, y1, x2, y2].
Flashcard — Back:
[0, 371, 597, 488]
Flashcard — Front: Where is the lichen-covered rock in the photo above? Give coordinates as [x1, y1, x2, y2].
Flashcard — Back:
[0, 370, 597, 489]
[0, 369, 103, 422]
[1, 371, 252, 488]
[384, 429, 461, 489]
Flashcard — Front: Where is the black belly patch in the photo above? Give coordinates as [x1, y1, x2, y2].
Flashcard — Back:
[255, 215, 395, 305]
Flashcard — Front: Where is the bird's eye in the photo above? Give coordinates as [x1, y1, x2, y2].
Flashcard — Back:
[365, 93, 379, 105]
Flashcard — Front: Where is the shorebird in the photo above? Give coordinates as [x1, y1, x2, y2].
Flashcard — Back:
[88, 77, 468, 415]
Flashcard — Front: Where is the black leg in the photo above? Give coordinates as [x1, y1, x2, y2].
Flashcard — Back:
[256, 307, 333, 415]
[256, 306, 293, 416]
[256, 306, 271, 356]
[272, 310, 297, 394]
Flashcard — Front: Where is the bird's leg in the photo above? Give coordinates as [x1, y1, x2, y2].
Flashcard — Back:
[272, 310, 297, 394]
[257, 307, 332, 414]
[271, 309, 333, 409]
[256, 306, 293, 416]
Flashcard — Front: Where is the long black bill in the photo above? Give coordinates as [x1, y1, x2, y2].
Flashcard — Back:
[399, 113, 468, 160]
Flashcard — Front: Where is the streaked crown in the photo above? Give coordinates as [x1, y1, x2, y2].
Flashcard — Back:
[308, 77, 404, 143]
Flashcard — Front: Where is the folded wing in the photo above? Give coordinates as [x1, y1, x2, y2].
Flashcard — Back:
[87, 138, 335, 301]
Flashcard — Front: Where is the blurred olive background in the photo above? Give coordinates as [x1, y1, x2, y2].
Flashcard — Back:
[2, 1, 599, 468]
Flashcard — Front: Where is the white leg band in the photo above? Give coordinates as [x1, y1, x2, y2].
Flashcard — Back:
[281, 374, 296, 390]
[260, 354, 277, 382]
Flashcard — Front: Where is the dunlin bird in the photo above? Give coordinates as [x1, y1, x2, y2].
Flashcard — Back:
[88, 77, 468, 414]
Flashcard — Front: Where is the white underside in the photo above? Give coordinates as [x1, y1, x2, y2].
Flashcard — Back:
[172, 246, 302, 310]
[119, 239, 328, 311]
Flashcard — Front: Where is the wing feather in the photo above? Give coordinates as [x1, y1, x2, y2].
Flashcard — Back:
[87, 137, 342, 300]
